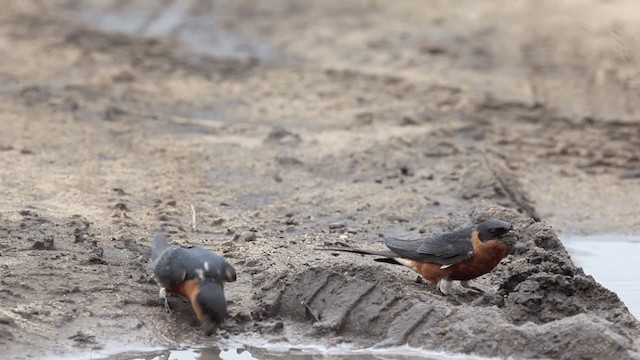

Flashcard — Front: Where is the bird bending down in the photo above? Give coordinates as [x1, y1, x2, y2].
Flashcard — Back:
[151, 234, 236, 334]
[319, 220, 514, 295]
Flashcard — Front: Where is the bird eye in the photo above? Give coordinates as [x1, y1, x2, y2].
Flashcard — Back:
[489, 228, 498, 236]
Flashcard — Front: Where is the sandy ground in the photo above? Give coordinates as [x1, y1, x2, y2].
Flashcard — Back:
[1, 0, 640, 359]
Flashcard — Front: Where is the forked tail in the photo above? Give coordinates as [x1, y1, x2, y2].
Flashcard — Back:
[151, 233, 170, 261]
[316, 242, 401, 264]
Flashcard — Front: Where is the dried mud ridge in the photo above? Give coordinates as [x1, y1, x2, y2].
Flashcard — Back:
[248, 205, 640, 360]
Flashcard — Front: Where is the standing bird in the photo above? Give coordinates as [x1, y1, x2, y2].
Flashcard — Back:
[319, 220, 514, 295]
[151, 234, 236, 334]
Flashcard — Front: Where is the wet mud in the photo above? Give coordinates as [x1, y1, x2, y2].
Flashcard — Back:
[1, 1, 639, 359]
[264, 205, 638, 359]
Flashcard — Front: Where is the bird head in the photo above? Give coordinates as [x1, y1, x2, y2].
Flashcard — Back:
[476, 220, 514, 243]
[196, 281, 228, 334]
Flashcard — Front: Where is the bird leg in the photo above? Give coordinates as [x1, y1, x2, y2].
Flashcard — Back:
[159, 287, 172, 313]
[439, 278, 463, 304]
[437, 277, 452, 295]
[460, 281, 484, 293]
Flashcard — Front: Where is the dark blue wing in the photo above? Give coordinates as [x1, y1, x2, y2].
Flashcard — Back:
[153, 245, 188, 286]
[180, 246, 236, 283]
[153, 242, 236, 287]
[385, 226, 475, 265]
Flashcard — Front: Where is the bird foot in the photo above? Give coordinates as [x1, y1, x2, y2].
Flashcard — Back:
[159, 287, 172, 313]
[460, 281, 484, 294]
[163, 299, 173, 314]
[446, 294, 463, 305]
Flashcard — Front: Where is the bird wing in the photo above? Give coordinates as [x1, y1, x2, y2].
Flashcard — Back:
[152, 234, 236, 286]
[385, 226, 475, 265]
[153, 246, 188, 286]
[181, 246, 237, 283]
[383, 238, 432, 261]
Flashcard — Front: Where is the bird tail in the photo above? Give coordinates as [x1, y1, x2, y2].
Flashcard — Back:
[151, 233, 169, 261]
[316, 242, 399, 260]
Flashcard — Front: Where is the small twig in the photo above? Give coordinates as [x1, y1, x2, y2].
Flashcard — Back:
[190, 204, 197, 232]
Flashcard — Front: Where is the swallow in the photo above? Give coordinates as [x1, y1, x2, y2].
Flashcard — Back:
[151, 234, 236, 334]
[319, 220, 514, 295]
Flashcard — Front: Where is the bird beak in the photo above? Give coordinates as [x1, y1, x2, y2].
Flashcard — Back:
[201, 317, 218, 336]
[504, 231, 519, 250]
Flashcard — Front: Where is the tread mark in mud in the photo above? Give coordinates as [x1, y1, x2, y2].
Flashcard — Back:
[313, 282, 376, 333]
[304, 273, 334, 306]
[377, 302, 435, 347]
[332, 283, 376, 333]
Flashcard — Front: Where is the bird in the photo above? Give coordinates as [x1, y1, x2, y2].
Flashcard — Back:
[318, 220, 514, 295]
[151, 234, 236, 334]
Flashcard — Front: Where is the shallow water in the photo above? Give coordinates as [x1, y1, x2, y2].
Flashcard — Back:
[102, 342, 491, 360]
[562, 234, 640, 319]
[51, 337, 496, 360]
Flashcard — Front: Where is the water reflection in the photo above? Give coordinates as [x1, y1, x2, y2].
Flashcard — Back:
[109, 344, 465, 360]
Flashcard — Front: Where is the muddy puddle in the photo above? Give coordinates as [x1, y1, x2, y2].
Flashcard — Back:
[562, 235, 640, 320]
[90, 340, 491, 360]
[53, 233, 637, 360]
